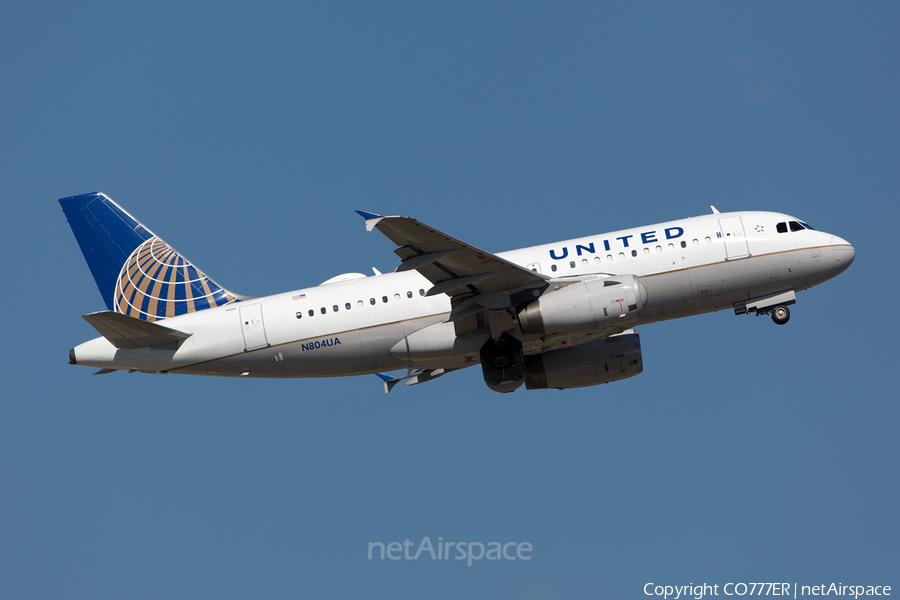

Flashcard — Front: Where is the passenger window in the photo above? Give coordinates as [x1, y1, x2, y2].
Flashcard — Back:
[606, 254, 613, 262]
[582, 259, 588, 266]
[320, 307, 326, 314]
[370, 298, 376, 305]
[776, 222, 788, 233]
[668, 243, 674, 251]
[419, 289, 425, 296]
[680, 241, 687, 248]
[551, 264, 557, 272]
[357, 300, 364, 308]
[631, 250, 637, 257]
[333, 305, 339, 312]
[308, 309, 314, 317]
[594, 256, 601, 264]
[407, 291, 412, 298]
[692, 239, 699, 246]
[295, 312, 302, 319]
[569, 261, 575, 268]
[394, 293, 401, 301]
[345, 303, 351, 310]
[618, 252, 625, 260]
[382, 296, 388, 303]
[655, 245, 662, 253]
[643, 248, 650, 255]
[790, 221, 803, 232]
[704, 237, 711, 244]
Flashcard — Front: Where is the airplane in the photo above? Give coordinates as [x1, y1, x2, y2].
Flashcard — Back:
[61, 192, 854, 393]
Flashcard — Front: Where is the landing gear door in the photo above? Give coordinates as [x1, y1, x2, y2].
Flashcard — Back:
[719, 216, 750, 260]
[239, 303, 269, 351]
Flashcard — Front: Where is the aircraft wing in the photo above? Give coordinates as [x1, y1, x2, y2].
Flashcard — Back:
[357, 212, 549, 310]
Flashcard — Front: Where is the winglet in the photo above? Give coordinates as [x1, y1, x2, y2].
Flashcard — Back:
[375, 372, 402, 394]
[356, 210, 385, 232]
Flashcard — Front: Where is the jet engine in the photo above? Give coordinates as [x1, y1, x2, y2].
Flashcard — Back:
[518, 275, 646, 336]
[523, 330, 643, 390]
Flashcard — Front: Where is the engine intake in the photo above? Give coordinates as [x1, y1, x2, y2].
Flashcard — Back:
[518, 275, 646, 336]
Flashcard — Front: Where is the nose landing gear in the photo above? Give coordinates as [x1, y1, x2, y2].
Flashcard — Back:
[734, 290, 796, 326]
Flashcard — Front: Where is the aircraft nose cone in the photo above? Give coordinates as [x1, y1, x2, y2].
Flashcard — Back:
[831, 236, 855, 271]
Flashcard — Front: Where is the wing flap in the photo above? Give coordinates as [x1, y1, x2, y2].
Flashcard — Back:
[82, 310, 192, 349]
[395, 249, 458, 272]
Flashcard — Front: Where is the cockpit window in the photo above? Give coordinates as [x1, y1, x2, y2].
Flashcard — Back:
[777, 220, 814, 233]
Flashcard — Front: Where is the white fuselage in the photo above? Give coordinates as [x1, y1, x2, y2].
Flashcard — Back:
[71, 211, 854, 378]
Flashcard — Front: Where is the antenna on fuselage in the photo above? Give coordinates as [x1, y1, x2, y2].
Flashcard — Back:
[710, 205, 720, 214]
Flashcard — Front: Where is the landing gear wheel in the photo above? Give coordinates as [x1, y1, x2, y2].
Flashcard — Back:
[771, 305, 790, 325]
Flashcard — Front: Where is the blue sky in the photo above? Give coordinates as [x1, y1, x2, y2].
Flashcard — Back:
[1, 2, 897, 598]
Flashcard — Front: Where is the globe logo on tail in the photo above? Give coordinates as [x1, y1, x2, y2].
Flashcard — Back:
[114, 237, 236, 322]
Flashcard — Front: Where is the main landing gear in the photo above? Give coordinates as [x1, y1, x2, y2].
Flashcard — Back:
[479, 333, 526, 394]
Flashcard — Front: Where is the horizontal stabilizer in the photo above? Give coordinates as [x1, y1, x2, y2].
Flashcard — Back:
[82, 310, 192, 349]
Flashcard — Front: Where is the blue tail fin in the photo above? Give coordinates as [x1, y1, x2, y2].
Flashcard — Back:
[60, 192, 241, 322]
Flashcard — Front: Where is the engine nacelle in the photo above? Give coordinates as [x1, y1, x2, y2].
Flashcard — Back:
[518, 275, 646, 336]
[524, 330, 643, 390]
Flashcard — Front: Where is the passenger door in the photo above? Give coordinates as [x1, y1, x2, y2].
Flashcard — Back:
[719, 216, 750, 260]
